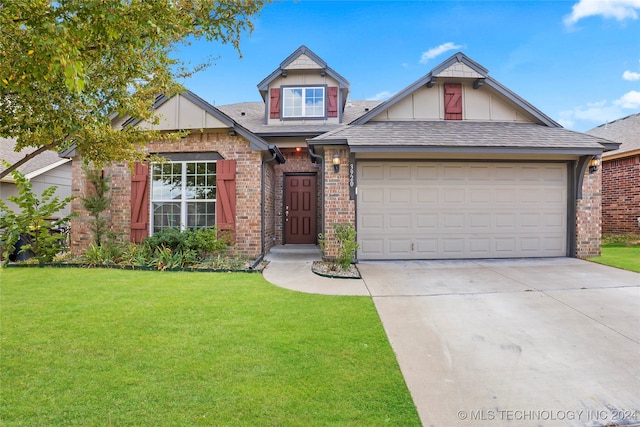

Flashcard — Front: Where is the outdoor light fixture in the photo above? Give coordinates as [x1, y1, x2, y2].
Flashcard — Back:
[589, 155, 601, 174]
[332, 151, 340, 173]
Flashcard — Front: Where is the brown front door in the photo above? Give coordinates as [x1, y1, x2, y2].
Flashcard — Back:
[284, 174, 317, 244]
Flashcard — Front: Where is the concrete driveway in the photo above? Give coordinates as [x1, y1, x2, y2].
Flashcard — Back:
[357, 258, 640, 427]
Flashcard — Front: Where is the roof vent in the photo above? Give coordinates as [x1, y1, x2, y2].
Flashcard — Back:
[364, 108, 369, 112]
[241, 112, 246, 116]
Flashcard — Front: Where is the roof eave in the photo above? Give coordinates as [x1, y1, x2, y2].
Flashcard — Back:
[347, 146, 605, 155]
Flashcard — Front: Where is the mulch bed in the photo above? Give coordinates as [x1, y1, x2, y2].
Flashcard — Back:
[311, 261, 361, 279]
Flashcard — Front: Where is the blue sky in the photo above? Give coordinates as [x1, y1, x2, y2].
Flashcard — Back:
[178, 0, 640, 132]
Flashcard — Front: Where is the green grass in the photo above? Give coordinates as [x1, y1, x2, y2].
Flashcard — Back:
[588, 245, 640, 273]
[0, 269, 420, 426]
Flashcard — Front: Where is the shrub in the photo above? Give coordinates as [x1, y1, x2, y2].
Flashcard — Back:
[333, 223, 359, 270]
[0, 163, 75, 266]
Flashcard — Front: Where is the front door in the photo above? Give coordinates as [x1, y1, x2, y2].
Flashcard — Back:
[284, 174, 317, 244]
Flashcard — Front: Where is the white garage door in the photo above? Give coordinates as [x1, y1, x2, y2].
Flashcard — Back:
[357, 161, 567, 260]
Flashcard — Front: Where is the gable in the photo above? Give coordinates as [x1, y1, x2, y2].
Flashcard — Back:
[435, 62, 484, 79]
[352, 52, 560, 128]
[137, 93, 229, 131]
[373, 80, 539, 123]
[284, 53, 324, 70]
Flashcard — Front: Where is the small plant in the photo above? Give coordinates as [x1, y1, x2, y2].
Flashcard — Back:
[333, 223, 359, 270]
[80, 165, 111, 246]
[0, 162, 75, 265]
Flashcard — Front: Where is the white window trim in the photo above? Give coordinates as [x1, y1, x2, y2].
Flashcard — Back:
[281, 86, 326, 118]
[149, 160, 217, 234]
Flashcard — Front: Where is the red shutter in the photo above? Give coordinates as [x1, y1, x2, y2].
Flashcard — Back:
[216, 159, 236, 235]
[327, 86, 338, 118]
[444, 83, 463, 120]
[269, 88, 280, 119]
[130, 162, 149, 243]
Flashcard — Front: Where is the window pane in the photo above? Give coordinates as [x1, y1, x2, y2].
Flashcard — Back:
[152, 164, 182, 200]
[153, 202, 180, 232]
[187, 202, 216, 229]
[305, 87, 324, 116]
[283, 88, 303, 117]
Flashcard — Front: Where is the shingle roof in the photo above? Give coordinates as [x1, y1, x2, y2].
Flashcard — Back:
[217, 100, 381, 136]
[1, 138, 70, 181]
[586, 113, 640, 159]
[310, 121, 612, 154]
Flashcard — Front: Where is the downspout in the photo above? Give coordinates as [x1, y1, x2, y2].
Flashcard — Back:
[307, 145, 325, 246]
[250, 148, 279, 270]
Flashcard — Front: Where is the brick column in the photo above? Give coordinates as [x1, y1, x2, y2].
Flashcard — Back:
[576, 167, 602, 258]
[322, 148, 355, 259]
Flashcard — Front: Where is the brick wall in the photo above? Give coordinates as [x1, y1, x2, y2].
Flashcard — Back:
[602, 155, 640, 234]
[575, 167, 601, 258]
[322, 148, 355, 259]
[70, 131, 264, 258]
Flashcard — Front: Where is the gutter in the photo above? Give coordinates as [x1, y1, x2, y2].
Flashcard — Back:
[250, 145, 284, 270]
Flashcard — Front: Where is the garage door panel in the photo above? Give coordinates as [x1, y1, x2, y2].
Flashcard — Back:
[416, 213, 438, 229]
[358, 161, 567, 260]
[443, 188, 465, 203]
[416, 190, 439, 206]
[388, 213, 411, 230]
[415, 239, 438, 255]
[388, 239, 412, 255]
[389, 188, 411, 204]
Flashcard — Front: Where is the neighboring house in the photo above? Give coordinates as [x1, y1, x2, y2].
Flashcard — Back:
[0, 138, 72, 217]
[69, 46, 618, 260]
[586, 113, 640, 235]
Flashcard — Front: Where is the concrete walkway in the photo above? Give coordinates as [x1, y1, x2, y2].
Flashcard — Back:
[262, 248, 640, 427]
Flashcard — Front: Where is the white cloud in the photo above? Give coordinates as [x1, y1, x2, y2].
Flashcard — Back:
[613, 90, 640, 108]
[623, 70, 640, 80]
[564, 0, 640, 26]
[558, 91, 640, 129]
[367, 91, 393, 101]
[419, 42, 462, 64]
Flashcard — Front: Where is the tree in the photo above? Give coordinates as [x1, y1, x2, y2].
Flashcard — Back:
[81, 166, 111, 247]
[0, 0, 269, 180]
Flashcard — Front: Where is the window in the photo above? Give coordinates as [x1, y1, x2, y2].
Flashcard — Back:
[282, 86, 325, 118]
[150, 160, 216, 233]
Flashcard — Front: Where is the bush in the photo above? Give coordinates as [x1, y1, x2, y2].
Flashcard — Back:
[319, 223, 359, 271]
[0, 163, 75, 266]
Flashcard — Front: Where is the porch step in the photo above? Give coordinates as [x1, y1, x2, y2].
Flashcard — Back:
[269, 244, 321, 255]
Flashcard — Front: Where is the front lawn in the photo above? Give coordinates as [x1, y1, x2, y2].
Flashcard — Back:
[588, 245, 640, 273]
[0, 269, 420, 426]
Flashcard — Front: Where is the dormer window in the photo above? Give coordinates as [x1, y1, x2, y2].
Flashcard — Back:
[282, 86, 325, 118]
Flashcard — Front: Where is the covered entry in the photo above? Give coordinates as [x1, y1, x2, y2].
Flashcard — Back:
[284, 174, 317, 244]
[357, 161, 568, 260]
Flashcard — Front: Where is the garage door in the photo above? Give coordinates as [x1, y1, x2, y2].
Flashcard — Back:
[357, 161, 567, 260]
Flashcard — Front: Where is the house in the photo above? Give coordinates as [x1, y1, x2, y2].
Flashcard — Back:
[586, 113, 640, 235]
[69, 46, 618, 260]
[0, 138, 73, 217]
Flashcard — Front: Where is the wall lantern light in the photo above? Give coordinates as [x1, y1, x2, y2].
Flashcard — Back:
[589, 155, 601, 174]
[332, 151, 340, 173]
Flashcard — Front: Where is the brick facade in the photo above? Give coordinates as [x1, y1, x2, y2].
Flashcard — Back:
[602, 155, 640, 234]
[575, 167, 601, 258]
[70, 131, 264, 258]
